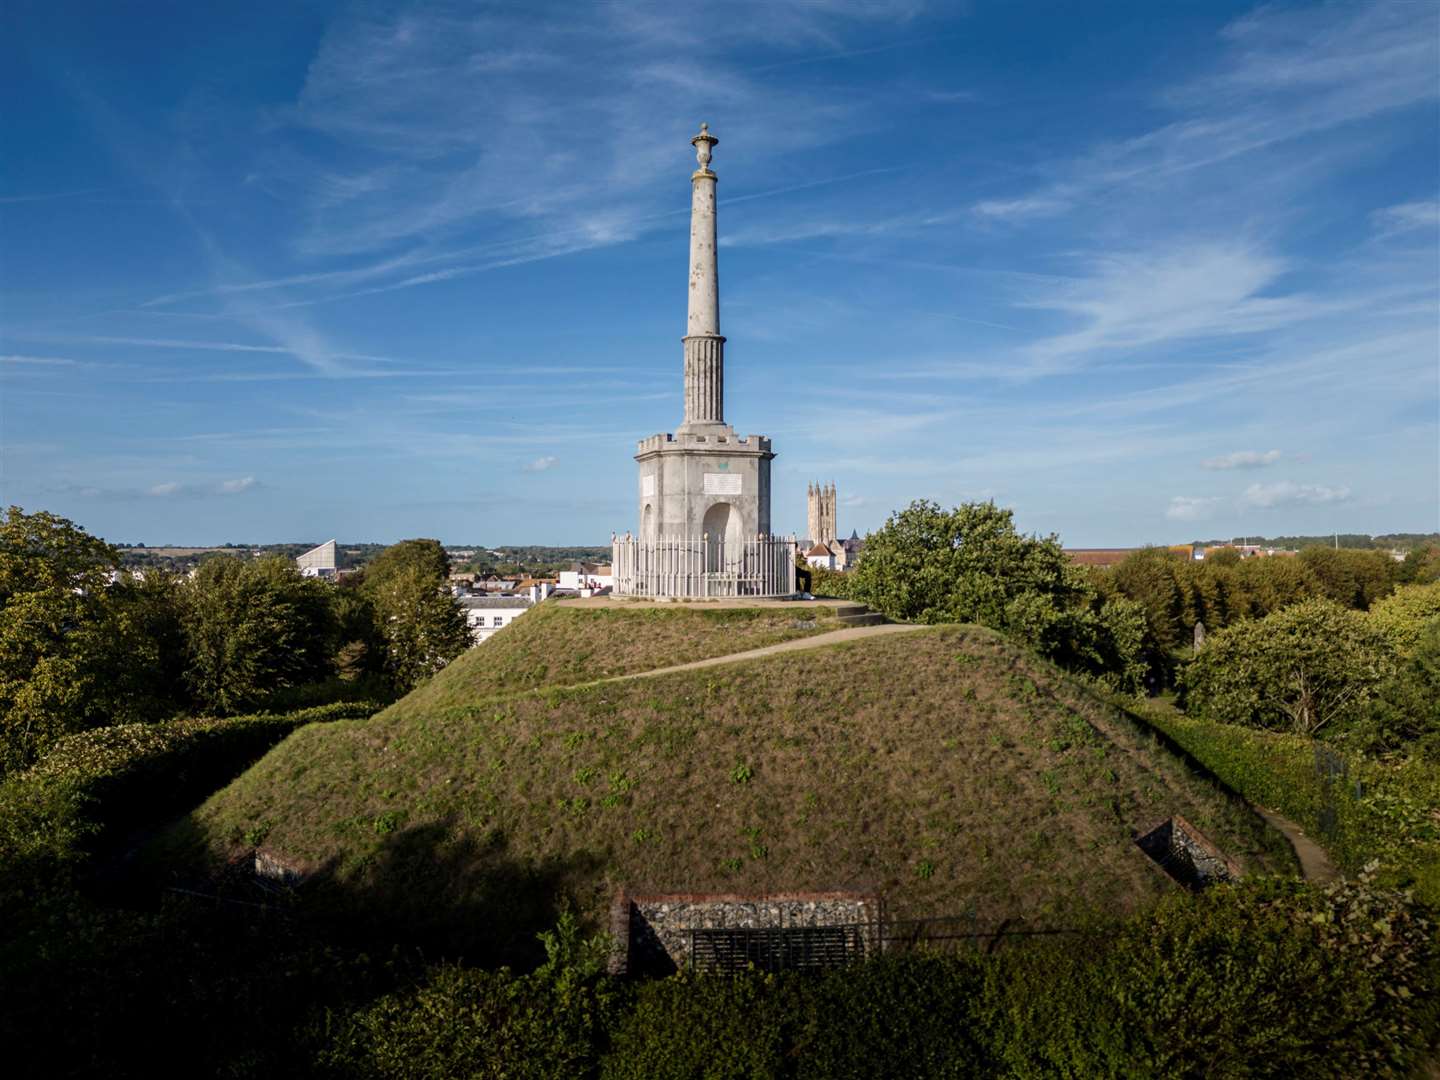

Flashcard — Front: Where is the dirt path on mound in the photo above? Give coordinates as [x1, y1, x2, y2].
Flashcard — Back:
[602, 622, 925, 683]
[1249, 805, 1340, 883]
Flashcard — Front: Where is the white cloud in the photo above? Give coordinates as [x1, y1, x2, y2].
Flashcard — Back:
[1165, 495, 1223, 522]
[1241, 481, 1351, 508]
[218, 476, 256, 494]
[1372, 200, 1440, 238]
[971, 195, 1072, 221]
[523, 455, 559, 472]
[148, 482, 182, 497]
[1201, 449, 1282, 470]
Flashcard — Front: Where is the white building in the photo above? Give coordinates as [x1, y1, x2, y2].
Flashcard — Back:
[459, 595, 535, 643]
[558, 562, 613, 590]
[296, 539, 338, 579]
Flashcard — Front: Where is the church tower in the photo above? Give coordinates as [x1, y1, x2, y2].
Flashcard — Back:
[633, 125, 774, 546]
[807, 482, 837, 545]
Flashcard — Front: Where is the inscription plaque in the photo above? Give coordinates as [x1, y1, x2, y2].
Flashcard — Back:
[703, 473, 742, 495]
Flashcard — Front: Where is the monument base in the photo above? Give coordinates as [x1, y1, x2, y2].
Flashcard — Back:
[612, 534, 797, 599]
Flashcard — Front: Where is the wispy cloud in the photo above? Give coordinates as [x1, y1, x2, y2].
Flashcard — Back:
[1372, 200, 1440, 238]
[523, 455, 559, 472]
[147, 476, 260, 498]
[974, 4, 1438, 225]
[1201, 449, 1282, 470]
[1166, 496, 1223, 522]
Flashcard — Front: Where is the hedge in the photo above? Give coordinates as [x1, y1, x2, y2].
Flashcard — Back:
[0, 700, 379, 903]
[319, 878, 1437, 1080]
[1138, 704, 1440, 904]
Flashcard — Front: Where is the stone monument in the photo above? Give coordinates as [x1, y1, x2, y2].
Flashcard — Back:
[612, 124, 795, 598]
[632, 123, 774, 545]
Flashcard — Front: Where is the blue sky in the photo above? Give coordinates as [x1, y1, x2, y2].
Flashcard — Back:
[2, 1, 1436, 546]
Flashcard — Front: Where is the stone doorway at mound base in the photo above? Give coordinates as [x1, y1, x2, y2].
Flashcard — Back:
[614, 122, 796, 599]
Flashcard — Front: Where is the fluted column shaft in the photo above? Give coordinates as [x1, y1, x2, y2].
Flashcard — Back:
[683, 157, 724, 427]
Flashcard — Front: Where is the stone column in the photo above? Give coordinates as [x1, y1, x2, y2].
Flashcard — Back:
[683, 123, 725, 428]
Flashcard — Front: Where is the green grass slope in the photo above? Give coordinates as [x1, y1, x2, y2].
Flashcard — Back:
[398, 602, 842, 715]
[172, 622, 1293, 962]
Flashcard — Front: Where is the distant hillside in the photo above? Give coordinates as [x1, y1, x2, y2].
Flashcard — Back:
[1189, 533, 1439, 551]
[164, 616, 1293, 963]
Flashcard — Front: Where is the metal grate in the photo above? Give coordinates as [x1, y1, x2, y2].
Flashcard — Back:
[689, 924, 866, 974]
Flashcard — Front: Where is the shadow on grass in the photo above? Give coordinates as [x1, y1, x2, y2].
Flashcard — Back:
[182, 817, 605, 970]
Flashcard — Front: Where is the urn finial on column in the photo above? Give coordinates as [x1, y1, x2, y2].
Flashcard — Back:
[692, 122, 717, 174]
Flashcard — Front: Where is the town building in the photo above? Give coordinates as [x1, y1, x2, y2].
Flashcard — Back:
[459, 595, 535, 643]
[296, 540, 338, 579]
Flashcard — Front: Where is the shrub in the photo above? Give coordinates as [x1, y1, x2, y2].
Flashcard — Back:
[1182, 599, 1396, 736]
[601, 972, 789, 1079]
[319, 916, 616, 1080]
[984, 876, 1438, 1078]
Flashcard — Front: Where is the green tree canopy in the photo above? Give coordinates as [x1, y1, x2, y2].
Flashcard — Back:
[1367, 582, 1440, 658]
[847, 501, 1153, 692]
[181, 556, 337, 715]
[1182, 599, 1396, 737]
[1357, 618, 1440, 760]
[358, 540, 469, 691]
[0, 508, 182, 773]
[848, 501, 1084, 626]
[1297, 547, 1397, 610]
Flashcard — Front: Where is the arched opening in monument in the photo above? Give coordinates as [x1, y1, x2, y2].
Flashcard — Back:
[641, 504, 655, 541]
[702, 501, 742, 565]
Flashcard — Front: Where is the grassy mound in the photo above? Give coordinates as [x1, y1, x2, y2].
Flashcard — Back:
[171, 623, 1293, 961]
[399, 602, 843, 716]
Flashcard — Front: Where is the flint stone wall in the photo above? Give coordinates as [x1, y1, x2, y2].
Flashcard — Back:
[1136, 815, 1242, 890]
[609, 890, 881, 975]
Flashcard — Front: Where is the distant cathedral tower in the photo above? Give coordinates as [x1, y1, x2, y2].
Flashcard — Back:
[807, 482, 837, 545]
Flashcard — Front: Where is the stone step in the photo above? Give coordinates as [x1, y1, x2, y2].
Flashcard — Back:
[837, 611, 888, 628]
[833, 604, 869, 618]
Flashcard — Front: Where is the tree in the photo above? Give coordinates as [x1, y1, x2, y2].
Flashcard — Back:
[1182, 600, 1396, 736]
[1355, 618, 1440, 760]
[0, 508, 183, 773]
[1109, 548, 1189, 653]
[1367, 582, 1440, 658]
[849, 501, 1084, 626]
[1297, 547, 1397, 610]
[181, 556, 337, 715]
[358, 540, 469, 692]
[847, 501, 1152, 691]
[1397, 544, 1440, 586]
[1230, 555, 1319, 620]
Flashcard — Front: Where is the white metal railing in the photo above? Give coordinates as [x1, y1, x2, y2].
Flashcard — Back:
[611, 534, 798, 598]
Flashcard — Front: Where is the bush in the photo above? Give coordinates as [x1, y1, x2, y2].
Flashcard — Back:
[321, 914, 615, 1079]
[984, 876, 1437, 1078]
[1182, 599, 1396, 736]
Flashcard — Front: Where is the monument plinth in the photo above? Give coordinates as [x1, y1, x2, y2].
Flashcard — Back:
[614, 124, 795, 599]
